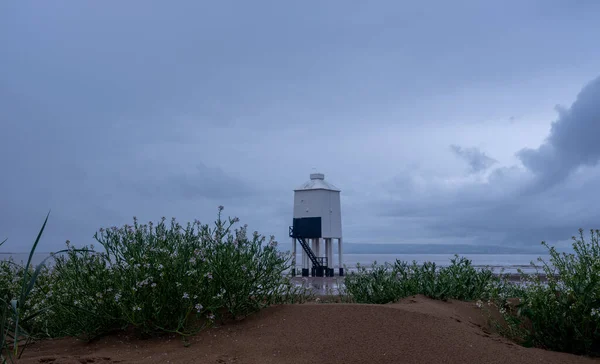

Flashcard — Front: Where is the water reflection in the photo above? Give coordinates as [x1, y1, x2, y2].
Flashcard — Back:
[290, 277, 344, 295]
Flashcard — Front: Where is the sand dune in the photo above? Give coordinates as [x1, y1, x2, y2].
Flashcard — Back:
[18, 296, 598, 364]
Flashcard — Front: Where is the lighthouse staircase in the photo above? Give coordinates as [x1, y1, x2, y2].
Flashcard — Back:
[289, 226, 328, 277]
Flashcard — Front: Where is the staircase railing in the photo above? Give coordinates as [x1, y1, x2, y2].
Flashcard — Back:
[289, 226, 326, 269]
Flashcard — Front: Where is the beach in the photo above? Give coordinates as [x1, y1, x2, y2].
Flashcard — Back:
[17, 295, 597, 364]
[1, 252, 582, 363]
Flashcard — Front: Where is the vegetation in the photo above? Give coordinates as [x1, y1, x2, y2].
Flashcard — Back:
[1, 212, 62, 363]
[502, 229, 600, 356]
[1, 207, 309, 362]
[341, 229, 600, 357]
[342, 255, 520, 304]
[2, 209, 600, 358]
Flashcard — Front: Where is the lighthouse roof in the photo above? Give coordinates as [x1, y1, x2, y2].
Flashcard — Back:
[294, 173, 341, 192]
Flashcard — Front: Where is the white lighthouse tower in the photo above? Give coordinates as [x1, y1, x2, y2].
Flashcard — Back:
[289, 172, 343, 277]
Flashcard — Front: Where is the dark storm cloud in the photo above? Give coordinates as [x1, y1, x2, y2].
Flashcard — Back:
[517, 76, 600, 192]
[380, 75, 600, 249]
[380, 171, 600, 249]
[450, 145, 498, 173]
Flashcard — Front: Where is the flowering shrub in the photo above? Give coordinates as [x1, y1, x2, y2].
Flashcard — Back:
[495, 229, 600, 356]
[343, 255, 511, 304]
[3, 207, 306, 345]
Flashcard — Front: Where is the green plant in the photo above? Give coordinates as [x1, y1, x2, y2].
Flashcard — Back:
[39, 207, 308, 341]
[496, 229, 600, 356]
[342, 255, 510, 304]
[1, 212, 61, 363]
[343, 262, 409, 304]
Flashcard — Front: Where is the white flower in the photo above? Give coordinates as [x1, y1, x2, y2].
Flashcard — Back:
[183, 292, 189, 299]
[195, 303, 203, 312]
[115, 293, 122, 302]
[133, 305, 141, 311]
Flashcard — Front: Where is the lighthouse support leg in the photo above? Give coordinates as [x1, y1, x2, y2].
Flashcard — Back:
[302, 245, 309, 277]
[324, 238, 329, 277]
[311, 239, 317, 276]
[328, 238, 334, 277]
[316, 238, 323, 277]
[291, 237, 296, 277]
[338, 238, 344, 276]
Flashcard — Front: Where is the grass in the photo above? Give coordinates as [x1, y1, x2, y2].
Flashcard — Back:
[2, 210, 599, 358]
[1, 212, 65, 363]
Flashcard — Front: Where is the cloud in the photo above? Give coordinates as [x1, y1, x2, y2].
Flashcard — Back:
[378, 165, 600, 249]
[517, 75, 600, 192]
[2, 1, 600, 254]
[157, 163, 258, 203]
[450, 145, 498, 173]
[378, 75, 600, 249]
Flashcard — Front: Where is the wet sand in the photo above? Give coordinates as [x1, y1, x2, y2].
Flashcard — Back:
[291, 276, 344, 294]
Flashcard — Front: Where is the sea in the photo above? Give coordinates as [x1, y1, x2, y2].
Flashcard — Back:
[0, 252, 550, 275]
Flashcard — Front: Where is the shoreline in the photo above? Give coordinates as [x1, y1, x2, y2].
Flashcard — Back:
[290, 272, 555, 295]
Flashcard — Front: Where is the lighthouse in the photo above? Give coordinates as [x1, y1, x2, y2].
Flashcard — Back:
[289, 173, 343, 277]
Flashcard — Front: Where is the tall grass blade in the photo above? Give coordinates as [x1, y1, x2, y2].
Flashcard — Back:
[23, 249, 68, 302]
[1, 298, 14, 364]
[13, 211, 50, 356]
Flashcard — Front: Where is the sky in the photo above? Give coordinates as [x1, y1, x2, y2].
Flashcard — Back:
[1, 0, 600, 253]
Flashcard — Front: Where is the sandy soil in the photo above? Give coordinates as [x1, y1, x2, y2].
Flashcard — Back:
[16, 295, 599, 364]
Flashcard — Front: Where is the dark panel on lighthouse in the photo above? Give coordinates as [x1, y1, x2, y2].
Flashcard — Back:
[292, 217, 322, 238]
